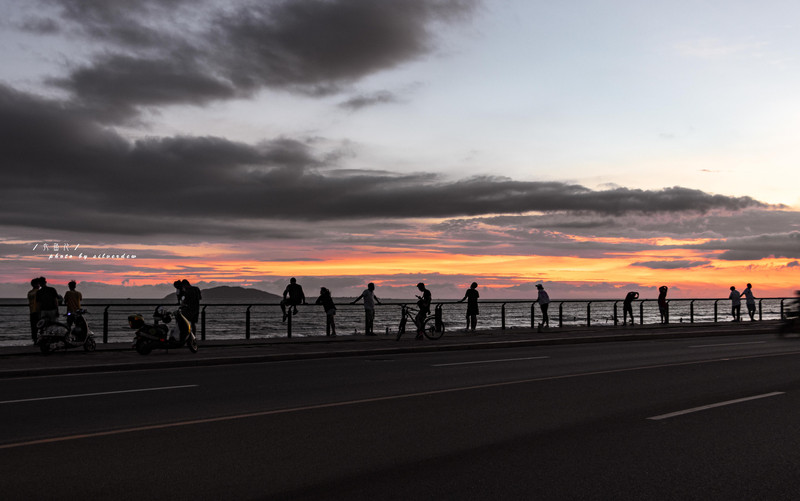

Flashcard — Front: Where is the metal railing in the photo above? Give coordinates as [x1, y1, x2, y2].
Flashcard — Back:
[0, 297, 794, 344]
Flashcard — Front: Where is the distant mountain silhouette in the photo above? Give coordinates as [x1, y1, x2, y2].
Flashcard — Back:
[163, 286, 281, 301]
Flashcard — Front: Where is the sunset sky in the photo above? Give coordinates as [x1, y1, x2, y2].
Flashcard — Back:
[1, 0, 798, 299]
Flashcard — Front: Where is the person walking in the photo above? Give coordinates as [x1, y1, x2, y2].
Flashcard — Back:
[351, 283, 381, 335]
[415, 283, 432, 340]
[63, 280, 83, 330]
[459, 282, 480, 332]
[281, 278, 306, 321]
[316, 287, 337, 337]
[535, 284, 551, 328]
[658, 286, 669, 324]
[622, 291, 639, 326]
[729, 286, 742, 322]
[741, 283, 757, 321]
[27, 278, 41, 343]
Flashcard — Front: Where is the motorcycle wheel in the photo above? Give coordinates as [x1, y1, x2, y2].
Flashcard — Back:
[135, 340, 152, 355]
[40, 341, 51, 354]
[188, 336, 198, 353]
[84, 337, 96, 352]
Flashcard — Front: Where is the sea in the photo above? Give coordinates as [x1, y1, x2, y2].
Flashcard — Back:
[0, 298, 791, 347]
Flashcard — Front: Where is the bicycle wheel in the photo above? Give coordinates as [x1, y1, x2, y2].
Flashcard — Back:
[396, 315, 407, 341]
[423, 316, 444, 340]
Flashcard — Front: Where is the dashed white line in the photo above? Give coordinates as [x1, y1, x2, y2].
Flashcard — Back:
[432, 356, 549, 367]
[647, 392, 785, 421]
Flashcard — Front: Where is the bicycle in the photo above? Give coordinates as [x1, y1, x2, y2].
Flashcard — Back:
[396, 304, 445, 340]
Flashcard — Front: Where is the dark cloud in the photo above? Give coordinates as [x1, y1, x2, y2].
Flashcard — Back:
[0, 84, 775, 240]
[338, 90, 400, 110]
[630, 260, 712, 270]
[33, 0, 478, 120]
[697, 232, 800, 261]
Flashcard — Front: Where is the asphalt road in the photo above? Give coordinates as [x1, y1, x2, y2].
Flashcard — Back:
[4, 333, 800, 500]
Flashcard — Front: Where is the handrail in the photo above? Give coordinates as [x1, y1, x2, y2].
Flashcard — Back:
[0, 297, 793, 344]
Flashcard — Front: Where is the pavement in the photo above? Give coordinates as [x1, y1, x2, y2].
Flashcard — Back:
[0, 320, 784, 379]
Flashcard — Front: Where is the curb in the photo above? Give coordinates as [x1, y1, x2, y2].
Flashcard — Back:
[0, 324, 781, 379]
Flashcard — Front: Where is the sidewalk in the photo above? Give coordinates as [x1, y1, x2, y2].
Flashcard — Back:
[0, 321, 782, 379]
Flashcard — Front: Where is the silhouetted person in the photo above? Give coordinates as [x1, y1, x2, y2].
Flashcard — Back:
[27, 278, 40, 343]
[658, 285, 669, 324]
[36, 277, 59, 325]
[415, 282, 431, 340]
[741, 283, 756, 321]
[623, 291, 639, 326]
[536, 284, 550, 328]
[351, 282, 381, 335]
[281, 277, 306, 321]
[459, 282, 480, 332]
[64, 280, 83, 330]
[729, 286, 741, 322]
[180, 279, 202, 334]
[316, 287, 337, 337]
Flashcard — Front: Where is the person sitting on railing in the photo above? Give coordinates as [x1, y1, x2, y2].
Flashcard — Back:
[281, 277, 306, 322]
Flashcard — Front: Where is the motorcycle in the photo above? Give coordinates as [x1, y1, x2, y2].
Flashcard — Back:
[36, 309, 97, 354]
[130, 307, 199, 355]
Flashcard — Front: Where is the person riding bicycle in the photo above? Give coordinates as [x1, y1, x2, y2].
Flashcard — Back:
[415, 282, 431, 340]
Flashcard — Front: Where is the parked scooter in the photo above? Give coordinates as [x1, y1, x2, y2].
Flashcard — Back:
[36, 309, 96, 354]
[130, 307, 198, 355]
[779, 291, 800, 337]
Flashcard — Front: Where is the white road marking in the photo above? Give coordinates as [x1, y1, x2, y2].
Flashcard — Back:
[689, 341, 767, 348]
[0, 385, 198, 405]
[432, 356, 549, 367]
[647, 392, 785, 421]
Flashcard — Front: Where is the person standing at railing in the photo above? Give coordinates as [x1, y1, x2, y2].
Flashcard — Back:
[351, 282, 381, 336]
[63, 280, 83, 331]
[729, 286, 742, 322]
[36, 277, 60, 326]
[658, 285, 669, 324]
[180, 279, 202, 334]
[535, 284, 550, 328]
[623, 291, 639, 326]
[741, 283, 757, 321]
[415, 282, 432, 340]
[27, 278, 41, 343]
[316, 287, 337, 337]
[459, 282, 480, 332]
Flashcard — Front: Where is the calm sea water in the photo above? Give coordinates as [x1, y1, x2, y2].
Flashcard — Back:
[0, 298, 790, 347]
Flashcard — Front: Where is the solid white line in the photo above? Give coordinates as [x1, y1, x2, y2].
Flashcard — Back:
[432, 356, 549, 367]
[0, 385, 198, 405]
[689, 341, 767, 348]
[647, 392, 785, 421]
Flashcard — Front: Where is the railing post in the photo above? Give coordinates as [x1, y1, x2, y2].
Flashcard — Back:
[587, 302, 592, 327]
[201, 306, 207, 341]
[690, 300, 695, 324]
[531, 302, 536, 329]
[501, 303, 506, 330]
[781, 299, 785, 320]
[558, 302, 563, 328]
[714, 300, 719, 322]
[758, 299, 763, 321]
[103, 306, 109, 344]
[613, 302, 618, 326]
[639, 301, 644, 325]
[245, 305, 251, 340]
[287, 307, 292, 338]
